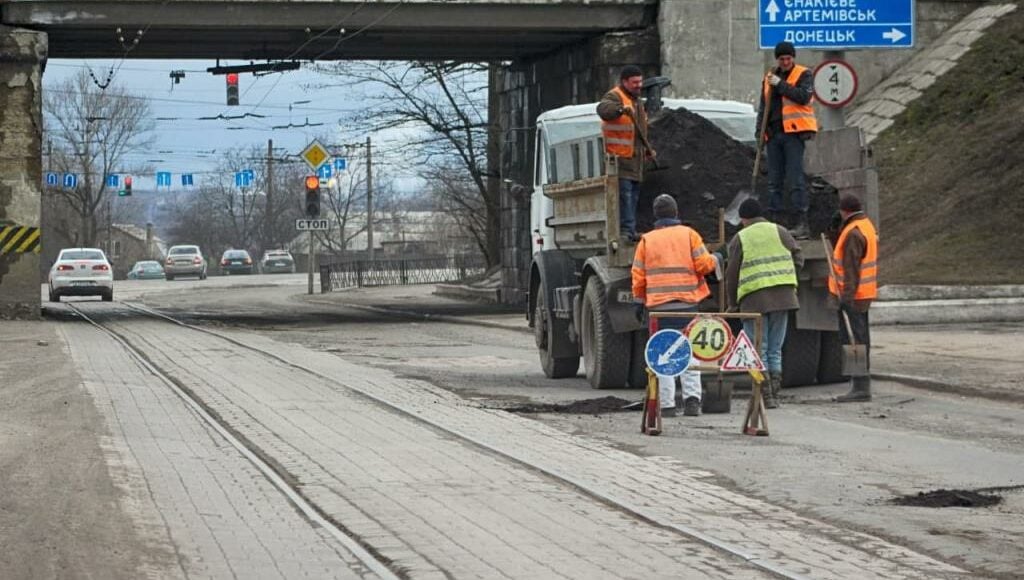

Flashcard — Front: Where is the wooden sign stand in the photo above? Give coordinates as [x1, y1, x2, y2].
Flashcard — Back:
[742, 372, 769, 436]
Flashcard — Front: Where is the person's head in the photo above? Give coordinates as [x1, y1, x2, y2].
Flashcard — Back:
[619, 65, 643, 96]
[738, 198, 763, 226]
[774, 41, 796, 72]
[838, 194, 863, 219]
[653, 194, 678, 220]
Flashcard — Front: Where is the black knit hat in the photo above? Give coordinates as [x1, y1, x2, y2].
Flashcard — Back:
[774, 41, 796, 58]
[739, 198, 763, 219]
[653, 194, 678, 219]
[619, 65, 643, 80]
[839, 194, 863, 212]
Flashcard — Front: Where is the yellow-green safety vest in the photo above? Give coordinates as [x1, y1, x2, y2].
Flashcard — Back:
[736, 221, 797, 303]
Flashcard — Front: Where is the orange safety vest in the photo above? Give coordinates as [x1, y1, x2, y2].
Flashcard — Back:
[828, 215, 879, 300]
[763, 64, 818, 134]
[601, 86, 638, 158]
[631, 226, 712, 307]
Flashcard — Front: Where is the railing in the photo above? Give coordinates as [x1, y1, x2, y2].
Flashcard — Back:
[319, 254, 487, 291]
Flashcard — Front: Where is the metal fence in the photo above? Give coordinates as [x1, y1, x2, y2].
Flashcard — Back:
[320, 254, 487, 291]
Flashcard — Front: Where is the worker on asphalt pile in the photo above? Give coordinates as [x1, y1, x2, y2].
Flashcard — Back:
[631, 194, 718, 417]
[598, 65, 657, 244]
[756, 41, 818, 240]
[725, 198, 804, 409]
[829, 194, 878, 403]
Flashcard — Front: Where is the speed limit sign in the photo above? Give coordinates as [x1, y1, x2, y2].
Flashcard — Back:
[684, 316, 733, 362]
[813, 60, 858, 109]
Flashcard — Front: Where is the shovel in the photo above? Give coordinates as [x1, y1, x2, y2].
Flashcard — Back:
[821, 234, 869, 377]
[630, 108, 668, 174]
[724, 79, 772, 225]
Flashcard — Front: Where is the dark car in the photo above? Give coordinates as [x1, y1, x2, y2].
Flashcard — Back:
[220, 249, 254, 275]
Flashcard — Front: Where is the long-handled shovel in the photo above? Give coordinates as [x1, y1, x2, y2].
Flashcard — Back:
[724, 79, 772, 225]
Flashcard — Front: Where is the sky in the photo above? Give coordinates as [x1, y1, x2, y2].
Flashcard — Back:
[43, 58, 428, 193]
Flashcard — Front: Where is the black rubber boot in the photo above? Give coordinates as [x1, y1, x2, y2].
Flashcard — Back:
[835, 376, 871, 402]
[765, 372, 781, 409]
[683, 397, 701, 416]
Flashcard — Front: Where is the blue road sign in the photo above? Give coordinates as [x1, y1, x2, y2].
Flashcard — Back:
[106, 174, 119, 187]
[317, 164, 333, 179]
[759, 0, 914, 49]
[181, 174, 194, 186]
[235, 170, 253, 188]
[45, 172, 58, 186]
[644, 329, 693, 377]
[63, 173, 78, 189]
[156, 171, 172, 187]
[334, 158, 347, 172]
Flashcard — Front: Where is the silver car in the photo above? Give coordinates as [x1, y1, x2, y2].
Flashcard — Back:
[164, 245, 208, 280]
[260, 250, 296, 274]
[48, 248, 114, 302]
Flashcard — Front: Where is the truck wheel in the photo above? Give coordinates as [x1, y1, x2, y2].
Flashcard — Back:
[627, 329, 649, 389]
[534, 288, 580, 379]
[581, 278, 630, 389]
[817, 330, 845, 384]
[781, 313, 821, 387]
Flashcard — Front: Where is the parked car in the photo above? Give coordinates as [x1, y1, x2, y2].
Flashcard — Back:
[48, 248, 114, 302]
[164, 245, 207, 280]
[260, 250, 296, 274]
[127, 260, 165, 280]
[220, 249, 255, 275]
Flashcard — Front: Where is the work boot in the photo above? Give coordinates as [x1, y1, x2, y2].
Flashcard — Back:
[790, 213, 810, 240]
[764, 372, 781, 409]
[835, 376, 872, 403]
[683, 397, 701, 416]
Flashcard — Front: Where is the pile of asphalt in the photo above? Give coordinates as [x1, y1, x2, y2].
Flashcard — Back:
[891, 488, 1002, 508]
[640, 107, 839, 241]
[505, 396, 635, 415]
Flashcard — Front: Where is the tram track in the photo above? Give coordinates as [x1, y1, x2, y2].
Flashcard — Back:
[60, 300, 964, 580]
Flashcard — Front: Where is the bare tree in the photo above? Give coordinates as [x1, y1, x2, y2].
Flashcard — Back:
[43, 70, 154, 246]
[315, 61, 496, 264]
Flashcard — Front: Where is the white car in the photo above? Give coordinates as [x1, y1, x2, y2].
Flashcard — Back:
[48, 248, 114, 302]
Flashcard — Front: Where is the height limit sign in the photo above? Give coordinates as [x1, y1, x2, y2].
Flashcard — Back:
[813, 60, 858, 108]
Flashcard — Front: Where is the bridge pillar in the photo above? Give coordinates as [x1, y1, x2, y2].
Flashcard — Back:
[495, 28, 659, 305]
[0, 27, 46, 319]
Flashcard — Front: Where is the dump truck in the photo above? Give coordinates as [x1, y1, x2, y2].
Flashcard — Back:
[527, 98, 878, 391]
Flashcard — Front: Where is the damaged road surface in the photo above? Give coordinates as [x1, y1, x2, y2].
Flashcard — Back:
[15, 280, 1023, 579]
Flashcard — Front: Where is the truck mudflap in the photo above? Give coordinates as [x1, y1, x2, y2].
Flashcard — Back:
[582, 255, 643, 334]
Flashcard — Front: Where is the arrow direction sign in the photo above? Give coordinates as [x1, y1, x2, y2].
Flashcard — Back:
[759, 0, 914, 50]
[45, 173, 58, 186]
[645, 329, 693, 378]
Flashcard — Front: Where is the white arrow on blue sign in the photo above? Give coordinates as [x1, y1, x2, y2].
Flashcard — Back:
[644, 329, 693, 377]
[235, 170, 253, 188]
[63, 173, 78, 189]
[181, 174, 194, 187]
[45, 173, 59, 186]
[317, 164, 333, 179]
[759, 0, 914, 49]
[106, 174, 119, 187]
[156, 171, 172, 187]
[334, 158, 347, 172]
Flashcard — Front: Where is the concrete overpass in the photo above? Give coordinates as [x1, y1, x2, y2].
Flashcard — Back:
[0, 0, 990, 316]
[1, 0, 655, 59]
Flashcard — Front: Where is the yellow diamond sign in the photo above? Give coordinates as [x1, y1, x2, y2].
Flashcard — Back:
[300, 140, 330, 172]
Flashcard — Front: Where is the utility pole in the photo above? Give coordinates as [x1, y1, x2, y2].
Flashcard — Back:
[366, 136, 374, 262]
[266, 138, 274, 251]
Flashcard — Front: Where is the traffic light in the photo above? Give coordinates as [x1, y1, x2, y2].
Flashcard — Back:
[226, 73, 239, 106]
[304, 175, 320, 218]
[119, 175, 133, 197]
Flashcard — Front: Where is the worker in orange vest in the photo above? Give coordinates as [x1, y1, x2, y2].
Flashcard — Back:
[632, 195, 719, 417]
[756, 41, 818, 239]
[598, 65, 656, 243]
[828, 194, 878, 402]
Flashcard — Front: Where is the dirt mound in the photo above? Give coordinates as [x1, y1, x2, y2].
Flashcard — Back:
[640, 107, 838, 241]
[874, 8, 1024, 283]
[505, 396, 634, 415]
[891, 488, 1002, 508]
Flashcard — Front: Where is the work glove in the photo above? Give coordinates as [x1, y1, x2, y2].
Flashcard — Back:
[621, 106, 635, 118]
[767, 74, 782, 87]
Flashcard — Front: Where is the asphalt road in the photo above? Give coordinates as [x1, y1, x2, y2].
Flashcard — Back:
[19, 275, 1024, 578]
